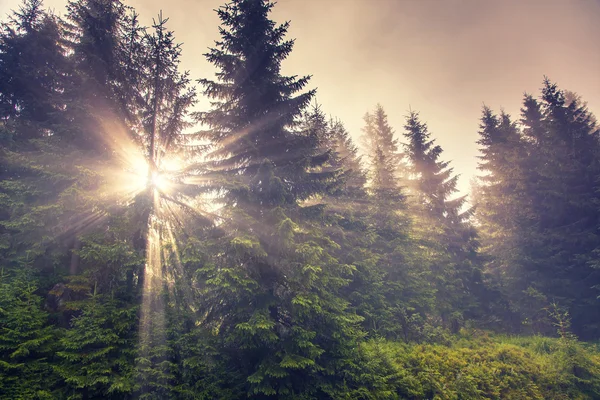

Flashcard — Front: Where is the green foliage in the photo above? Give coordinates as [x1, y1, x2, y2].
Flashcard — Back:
[352, 334, 600, 400]
[0, 269, 60, 399]
[196, 0, 334, 206]
[0, 0, 68, 140]
[403, 110, 485, 331]
[2, 0, 600, 398]
[474, 79, 600, 339]
[55, 289, 138, 399]
[192, 204, 365, 398]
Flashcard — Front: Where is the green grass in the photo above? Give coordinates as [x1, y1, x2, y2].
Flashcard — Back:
[350, 331, 600, 399]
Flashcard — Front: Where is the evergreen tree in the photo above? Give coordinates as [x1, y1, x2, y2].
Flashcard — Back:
[65, 0, 127, 96]
[116, 9, 146, 127]
[518, 80, 600, 338]
[301, 103, 366, 196]
[336, 104, 432, 341]
[472, 107, 531, 331]
[138, 12, 196, 174]
[361, 104, 405, 192]
[327, 118, 366, 195]
[62, 0, 146, 150]
[5, 0, 600, 396]
[0, 269, 60, 399]
[475, 80, 600, 338]
[55, 289, 138, 399]
[129, 13, 198, 398]
[196, 0, 333, 205]
[0, 0, 68, 141]
[403, 112, 469, 223]
[403, 111, 482, 330]
[194, 1, 363, 396]
[1, 3, 198, 397]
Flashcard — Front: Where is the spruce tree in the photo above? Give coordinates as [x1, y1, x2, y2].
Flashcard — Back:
[475, 80, 600, 338]
[196, 0, 333, 205]
[195, 1, 363, 396]
[0, 0, 68, 141]
[403, 111, 482, 330]
[517, 80, 600, 338]
[138, 12, 196, 175]
[0, 269, 60, 399]
[472, 107, 531, 330]
[63, 0, 144, 149]
[300, 103, 366, 196]
[65, 0, 127, 95]
[55, 290, 138, 399]
[361, 104, 405, 193]
[337, 104, 432, 341]
[475, 108, 527, 260]
[327, 118, 366, 195]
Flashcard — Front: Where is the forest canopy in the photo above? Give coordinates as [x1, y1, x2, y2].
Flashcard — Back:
[1, 0, 600, 399]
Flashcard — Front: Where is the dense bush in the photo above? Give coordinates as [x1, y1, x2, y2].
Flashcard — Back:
[350, 334, 600, 400]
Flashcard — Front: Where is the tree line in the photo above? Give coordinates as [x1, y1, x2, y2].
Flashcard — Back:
[1, 0, 599, 398]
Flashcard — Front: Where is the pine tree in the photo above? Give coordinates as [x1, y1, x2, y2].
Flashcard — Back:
[116, 9, 146, 127]
[472, 107, 532, 330]
[516, 80, 600, 338]
[475, 108, 527, 260]
[0, 0, 68, 141]
[474, 80, 600, 338]
[138, 12, 196, 175]
[300, 103, 366, 196]
[194, 1, 363, 397]
[361, 104, 405, 193]
[403, 111, 482, 330]
[2, 4, 198, 397]
[65, 0, 127, 96]
[196, 0, 334, 206]
[0, 269, 60, 399]
[62, 0, 146, 150]
[128, 13, 198, 397]
[403, 112, 467, 222]
[327, 118, 366, 194]
[332, 104, 432, 341]
[55, 288, 138, 399]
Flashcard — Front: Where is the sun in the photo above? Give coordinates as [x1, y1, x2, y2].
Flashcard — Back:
[120, 154, 185, 197]
[151, 170, 169, 191]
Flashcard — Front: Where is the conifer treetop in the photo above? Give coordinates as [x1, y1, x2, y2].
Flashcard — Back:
[197, 0, 336, 206]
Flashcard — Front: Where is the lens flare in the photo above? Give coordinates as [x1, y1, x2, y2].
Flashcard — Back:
[151, 171, 166, 190]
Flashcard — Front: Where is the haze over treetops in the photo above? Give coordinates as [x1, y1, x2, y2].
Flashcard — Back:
[1, 0, 600, 399]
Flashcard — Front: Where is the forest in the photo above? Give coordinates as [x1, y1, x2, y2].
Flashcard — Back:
[1, 0, 600, 398]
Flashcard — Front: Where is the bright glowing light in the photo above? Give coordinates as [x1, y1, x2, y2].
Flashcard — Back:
[120, 156, 151, 196]
[160, 156, 184, 172]
[56, 110, 213, 368]
[151, 171, 169, 191]
[119, 156, 183, 195]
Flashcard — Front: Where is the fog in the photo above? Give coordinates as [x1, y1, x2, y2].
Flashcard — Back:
[2, 0, 599, 193]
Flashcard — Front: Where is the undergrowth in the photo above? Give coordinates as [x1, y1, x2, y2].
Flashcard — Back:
[350, 331, 600, 400]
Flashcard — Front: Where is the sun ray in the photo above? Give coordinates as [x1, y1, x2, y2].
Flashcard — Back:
[63, 105, 225, 385]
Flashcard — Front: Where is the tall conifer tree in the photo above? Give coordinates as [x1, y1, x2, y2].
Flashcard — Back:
[0, 0, 68, 140]
[403, 111, 482, 330]
[327, 119, 366, 195]
[361, 104, 405, 193]
[194, 1, 362, 397]
[473, 107, 531, 330]
[345, 104, 433, 340]
[518, 80, 600, 338]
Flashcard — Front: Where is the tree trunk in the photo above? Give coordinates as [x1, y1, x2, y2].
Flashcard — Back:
[69, 237, 82, 275]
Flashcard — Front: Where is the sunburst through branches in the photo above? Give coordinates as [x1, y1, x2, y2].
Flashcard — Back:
[72, 107, 218, 391]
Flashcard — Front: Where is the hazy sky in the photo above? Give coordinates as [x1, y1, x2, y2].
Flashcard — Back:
[2, 0, 600, 194]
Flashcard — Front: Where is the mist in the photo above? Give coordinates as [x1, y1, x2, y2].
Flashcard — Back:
[2, 0, 599, 192]
[4, 0, 600, 396]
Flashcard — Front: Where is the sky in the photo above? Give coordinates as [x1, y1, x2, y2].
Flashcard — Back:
[2, 0, 600, 194]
